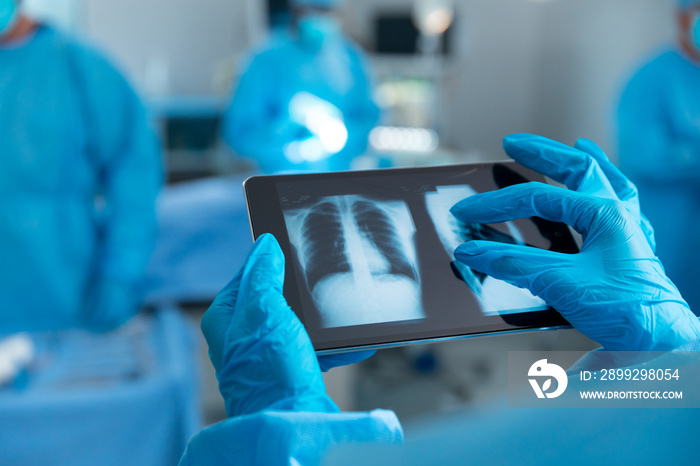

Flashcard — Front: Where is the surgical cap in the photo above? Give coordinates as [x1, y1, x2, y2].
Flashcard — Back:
[289, 0, 343, 9]
[677, 0, 700, 9]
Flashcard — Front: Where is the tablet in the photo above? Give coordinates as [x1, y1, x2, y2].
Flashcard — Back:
[243, 162, 578, 354]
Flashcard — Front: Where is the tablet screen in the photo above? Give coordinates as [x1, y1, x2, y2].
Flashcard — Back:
[245, 162, 578, 351]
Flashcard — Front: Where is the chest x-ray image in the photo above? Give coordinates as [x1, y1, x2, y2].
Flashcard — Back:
[284, 195, 425, 328]
[426, 185, 548, 316]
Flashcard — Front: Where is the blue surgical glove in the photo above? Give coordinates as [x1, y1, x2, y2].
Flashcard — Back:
[201, 239, 375, 378]
[181, 234, 402, 465]
[451, 134, 700, 351]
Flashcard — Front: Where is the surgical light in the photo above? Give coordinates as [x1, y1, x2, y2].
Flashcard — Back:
[412, 0, 454, 36]
[369, 126, 439, 153]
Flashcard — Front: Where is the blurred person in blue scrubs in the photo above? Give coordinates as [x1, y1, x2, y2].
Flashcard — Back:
[0, 1, 162, 331]
[223, 0, 380, 174]
[618, 0, 700, 314]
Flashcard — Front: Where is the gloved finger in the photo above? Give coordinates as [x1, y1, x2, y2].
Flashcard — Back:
[201, 268, 243, 375]
[219, 234, 335, 416]
[318, 350, 376, 372]
[573, 138, 636, 202]
[450, 182, 607, 237]
[637, 213, 656, 253]
[502, 133, 616, 199]
[574, 138, 657, 252]
[454, 240, 563, 296]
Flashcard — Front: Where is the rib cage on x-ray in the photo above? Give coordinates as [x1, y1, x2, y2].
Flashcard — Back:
[286, 195, 425, 328]
[352, 200, 416, 281]
[301, 202, 351, 291]
[302, 199, 415, 291]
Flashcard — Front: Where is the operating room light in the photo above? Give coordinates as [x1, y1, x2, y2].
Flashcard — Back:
[423, 9, 452, 35]
[369, 126, 439, 153]
[412, 0, 454, 36]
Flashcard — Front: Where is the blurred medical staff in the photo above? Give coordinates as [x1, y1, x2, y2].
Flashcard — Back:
[618, 0, 700, 313]
[223, 0, 380, 174]
[0, 1, 162, 331]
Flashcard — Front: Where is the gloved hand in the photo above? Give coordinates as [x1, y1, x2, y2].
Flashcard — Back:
[83, 278, 138, 331]
[274, 118, 313, 143]
[451, 134, 700, 351]
[181, 234, 402, 465]
[200, 233, 375, 414]
[201, 239, 375, 380]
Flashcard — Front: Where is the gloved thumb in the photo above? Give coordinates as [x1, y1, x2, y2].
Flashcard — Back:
[201, 233, 279, 375]
[229, 233, 290, 337]
[218, 234, 336, 416]
[454, 241, 561, 296]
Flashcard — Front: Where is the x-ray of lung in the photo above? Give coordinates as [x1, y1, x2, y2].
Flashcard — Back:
[425, 185, 548, 316]
[284, 196, 425, 328]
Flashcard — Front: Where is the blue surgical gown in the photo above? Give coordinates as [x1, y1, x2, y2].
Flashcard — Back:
[618, 49, 700, 314]
[0, 25, 162, 331]
[223, 31, 380, 173]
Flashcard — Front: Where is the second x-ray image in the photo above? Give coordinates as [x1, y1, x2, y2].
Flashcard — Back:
[425, 185, 548, 316]
[284, 196, 426, 328]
